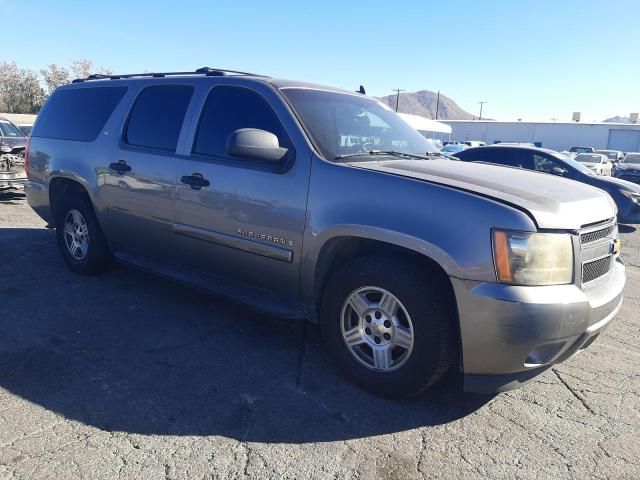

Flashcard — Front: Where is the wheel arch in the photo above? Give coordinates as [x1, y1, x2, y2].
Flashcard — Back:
[309, 232, 463, 370]
[48, 176, 94, 227]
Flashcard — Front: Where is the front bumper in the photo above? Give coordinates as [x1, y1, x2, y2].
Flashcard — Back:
[0, 170, 27, 189]
[453, 259, 625, 393]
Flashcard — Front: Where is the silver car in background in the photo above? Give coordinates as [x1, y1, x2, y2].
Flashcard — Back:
[574, 153, 613, 176]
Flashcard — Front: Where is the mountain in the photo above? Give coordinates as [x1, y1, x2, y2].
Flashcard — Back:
[603, 116, 630, 123]
[376, 90, 474, 120]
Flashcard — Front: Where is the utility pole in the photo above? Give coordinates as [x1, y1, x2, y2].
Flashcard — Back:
[435, 90, 440, 120]
[392, 88, 405, 112]
[477, 101, 487, 120]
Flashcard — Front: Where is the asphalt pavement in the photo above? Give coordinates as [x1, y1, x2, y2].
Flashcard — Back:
[1, 191, 639, 479]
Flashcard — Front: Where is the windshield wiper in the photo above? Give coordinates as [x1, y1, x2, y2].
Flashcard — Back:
[334, 150, 431, 161]
[425, 151, 460, 161]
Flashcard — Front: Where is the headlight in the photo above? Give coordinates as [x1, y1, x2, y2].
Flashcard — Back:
[492, 230, 574, 286]
[621, 191, 640, 204]
[0, 142, 11, 153]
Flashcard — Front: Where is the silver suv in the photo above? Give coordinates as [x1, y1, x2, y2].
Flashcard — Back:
[26, 68, 625, 397]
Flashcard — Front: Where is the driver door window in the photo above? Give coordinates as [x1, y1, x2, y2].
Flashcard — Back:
[533, 154, 564, 175]
[193, 86, 291, 163]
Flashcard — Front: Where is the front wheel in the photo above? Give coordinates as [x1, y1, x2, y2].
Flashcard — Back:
[321, 254, 457, 398]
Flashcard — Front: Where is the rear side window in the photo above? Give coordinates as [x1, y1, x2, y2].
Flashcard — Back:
[32, 86, 127, 142]
[124, 85, 193, 152]
[193, 86, 290, 160]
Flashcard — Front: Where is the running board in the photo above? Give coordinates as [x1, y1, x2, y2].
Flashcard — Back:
[113, 249, 310, 320]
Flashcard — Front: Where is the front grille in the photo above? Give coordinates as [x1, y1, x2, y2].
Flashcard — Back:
[580, 225, 614, 245]
[582, 256, 612, 284]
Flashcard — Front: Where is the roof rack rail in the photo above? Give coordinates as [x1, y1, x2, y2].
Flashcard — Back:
[72, 67, 266, 83]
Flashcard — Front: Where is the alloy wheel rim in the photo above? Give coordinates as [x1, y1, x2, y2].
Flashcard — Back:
[340, 286, 414, 372]
[63, 209, 89, 260]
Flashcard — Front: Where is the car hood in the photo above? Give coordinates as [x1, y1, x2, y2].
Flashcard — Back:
[1, 136, 27, 150]
[616, 164, 640, 172]
[586, 173, 640, 191]
[349, 159, 616, 230]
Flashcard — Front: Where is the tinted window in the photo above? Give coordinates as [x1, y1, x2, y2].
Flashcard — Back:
[533, 154, 566, 174]
[125, 85, 193, 151]
[32, 86, 127, 142]
[194, 86, 290, 160]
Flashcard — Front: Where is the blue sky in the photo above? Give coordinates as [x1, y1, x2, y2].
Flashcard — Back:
[3, 0, 638, 121]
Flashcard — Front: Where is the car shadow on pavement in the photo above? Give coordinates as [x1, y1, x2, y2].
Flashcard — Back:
[619, 224, 636, 234]
[0, 227, 493, 443]
[0, 190, 26, 205]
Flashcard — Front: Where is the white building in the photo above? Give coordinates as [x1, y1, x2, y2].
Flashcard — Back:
[441, 120, 640, 152]
[397, 113, 452, 143]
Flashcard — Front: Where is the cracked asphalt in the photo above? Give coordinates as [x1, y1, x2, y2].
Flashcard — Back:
[1, 191, 639, 479]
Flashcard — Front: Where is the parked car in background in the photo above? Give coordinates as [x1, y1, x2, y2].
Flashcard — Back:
[18, 124, 33, 136]
[454, 145, 640, 223]
[463, 140, 486, 147]
[570, 146, 595, 155]
[574, 153, 613, 176]
[497, 142, 535, 147]
[440, 143, 467, 155]
[0, 117, 28, 155]
[596, 149, 624, 164]
[614, 152, 640, 184]
[25, 68, 625, 396]
[0, 117, 28, 189]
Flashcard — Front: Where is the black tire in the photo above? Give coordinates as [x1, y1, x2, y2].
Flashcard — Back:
[55, 193, 111, 275]
[321, 254, 457, 398]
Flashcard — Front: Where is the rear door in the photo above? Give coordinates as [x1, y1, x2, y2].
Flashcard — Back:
[172, 83, 312, 299]
[100, 84, 194, 260]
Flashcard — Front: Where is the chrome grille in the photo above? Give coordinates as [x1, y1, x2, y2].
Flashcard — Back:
[580, 225, 614, 245]
[582, 256, 612, 284]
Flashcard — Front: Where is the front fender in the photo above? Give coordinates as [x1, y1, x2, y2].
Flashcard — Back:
[299, 157, 537, 306]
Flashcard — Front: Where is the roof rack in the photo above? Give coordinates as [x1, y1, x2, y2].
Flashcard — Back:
[72, 67, 266, 83]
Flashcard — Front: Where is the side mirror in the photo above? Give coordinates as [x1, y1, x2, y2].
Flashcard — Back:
[551, 166, 567, 176]
[226, 128, 288, 163]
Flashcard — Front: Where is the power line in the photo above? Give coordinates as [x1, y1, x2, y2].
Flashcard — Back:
[392, 88, 405, 112]
[477, 101, 487, 120]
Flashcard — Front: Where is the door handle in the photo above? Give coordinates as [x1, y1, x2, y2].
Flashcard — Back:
[180, 173, 210, 190]
[109, 160, 132, 173]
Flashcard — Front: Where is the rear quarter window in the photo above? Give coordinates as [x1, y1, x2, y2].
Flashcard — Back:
[32, 86, 127, 142]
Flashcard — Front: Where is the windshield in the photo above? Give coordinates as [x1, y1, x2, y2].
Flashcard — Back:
[596, 150, 618, 160]
[623, 153, 640, 164]
[571, 147, 592, 154]
[0, 119, 25, 138]
[552, 151, 597, 175]
[575, 153, 602, 163]
[280, 88, 437, 160]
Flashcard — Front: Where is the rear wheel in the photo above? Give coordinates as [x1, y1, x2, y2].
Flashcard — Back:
[55, 194, 111, 275]
[321, 254, 457, 398]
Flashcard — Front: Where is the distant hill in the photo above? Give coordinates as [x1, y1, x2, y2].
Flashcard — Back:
[376, 90, 474, 120]
[603, 116, 631, 123]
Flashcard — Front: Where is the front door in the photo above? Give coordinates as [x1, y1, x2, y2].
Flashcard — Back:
[173, 84, 311, 299]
